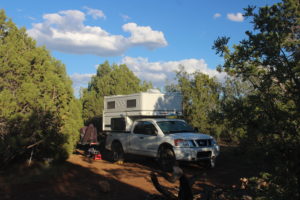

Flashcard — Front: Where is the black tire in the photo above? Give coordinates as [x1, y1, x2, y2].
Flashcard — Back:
[158, 148, 176, 172]
[111, 142, 124, 162]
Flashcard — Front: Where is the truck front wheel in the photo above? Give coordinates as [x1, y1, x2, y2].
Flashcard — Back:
[202, 157, 216, 169]
[112, 142, 124, 162]
[207, 157, 216, 168]
[158, 148, 176, 172]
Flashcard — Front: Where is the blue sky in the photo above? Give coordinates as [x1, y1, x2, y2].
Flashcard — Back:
[1, 0, 279, 96]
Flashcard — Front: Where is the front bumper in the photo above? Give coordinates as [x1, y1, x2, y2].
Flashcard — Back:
[173, 145, 220, 161]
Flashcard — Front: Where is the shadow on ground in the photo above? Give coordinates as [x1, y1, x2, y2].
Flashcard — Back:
[0, 161, 151, 200]
[0, 144, 265, 200]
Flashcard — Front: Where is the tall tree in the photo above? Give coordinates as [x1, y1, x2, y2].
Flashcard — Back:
[213, 77, 253, 143]
[81, 61, 152, 128]
[0, 10, 83, 166]
[176, 67, 222, 138]
[213, 0, 300, 198]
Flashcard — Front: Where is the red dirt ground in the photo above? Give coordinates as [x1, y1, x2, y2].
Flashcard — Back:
[0, 146, 261, 200]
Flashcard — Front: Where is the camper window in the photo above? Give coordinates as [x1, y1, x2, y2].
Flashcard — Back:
[111, 118, 125, 131]
[127, 99, 136, 108]
[107, 101, 115, 109]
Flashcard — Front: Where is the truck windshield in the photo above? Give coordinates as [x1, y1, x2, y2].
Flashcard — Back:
[157, 121, 194, 134]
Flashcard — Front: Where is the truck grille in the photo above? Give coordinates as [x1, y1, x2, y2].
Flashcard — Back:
[197, 151, 211, 158]
[195, 139, 212, 147]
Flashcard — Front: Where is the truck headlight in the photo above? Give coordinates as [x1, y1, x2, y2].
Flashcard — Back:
[212, 138, 217, 145]
[211, 139, 220, 151]
[174, 139, 195, 147]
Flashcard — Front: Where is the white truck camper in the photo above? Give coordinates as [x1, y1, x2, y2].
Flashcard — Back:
[104, 89, 220, 171]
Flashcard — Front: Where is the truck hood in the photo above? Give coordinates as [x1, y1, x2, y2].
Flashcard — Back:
[170, 132, 212, 140]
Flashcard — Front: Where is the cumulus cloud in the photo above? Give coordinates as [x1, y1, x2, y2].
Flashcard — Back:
[27, 10, 167, 56]
[70, 73, 95, 97]
[122, 23, 168, 49]
[121, 56, 226, 88]
[227, 12, 244, 22]
[70, 57, 226, 96]
[84, 6, 106, 19]
[213, 13, 221, 19]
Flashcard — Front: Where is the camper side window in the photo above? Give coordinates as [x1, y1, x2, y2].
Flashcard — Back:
[107, 101, 115, 109]
[127, 99, 136, 108]
[111, 118, 125, 131]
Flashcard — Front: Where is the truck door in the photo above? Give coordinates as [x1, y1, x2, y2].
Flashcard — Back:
[129, 121, 159, 156]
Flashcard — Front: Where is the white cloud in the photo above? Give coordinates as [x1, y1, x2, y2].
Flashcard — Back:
[122, 23, 168, 49]
[121, 14, 131, 21]
[227, 12, 244, 22]
[84, 6, 106, 19]
[27, 10, 167, 56]
[71, 73, 94, 85]
[135, 71, 167, 82]
[70, 57, 226, 96]
[213, 13, 221, 19]
[28, 16, 36, 20]
[121, 56, 226, 88]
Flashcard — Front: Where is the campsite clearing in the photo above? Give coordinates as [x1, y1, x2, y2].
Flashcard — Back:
[0, 145, 262, 200]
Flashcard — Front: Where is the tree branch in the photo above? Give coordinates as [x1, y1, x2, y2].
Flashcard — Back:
[26, 140, 43, 149]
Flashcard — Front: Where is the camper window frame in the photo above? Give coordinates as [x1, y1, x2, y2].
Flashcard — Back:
[107, 101, 115, 109]
[127, 99, 136, 108]
[110, 117, 126, 132]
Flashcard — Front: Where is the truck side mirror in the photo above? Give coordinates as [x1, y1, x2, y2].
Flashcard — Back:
[194, 127, 199, 133]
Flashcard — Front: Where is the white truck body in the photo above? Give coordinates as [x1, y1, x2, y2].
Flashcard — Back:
[104, 90, 220, 166]
[105, 118, 220, 161]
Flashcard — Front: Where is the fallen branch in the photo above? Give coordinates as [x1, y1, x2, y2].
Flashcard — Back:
[26, 140, 43, 149]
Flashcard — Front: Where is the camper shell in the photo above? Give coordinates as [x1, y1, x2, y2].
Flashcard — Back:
[102, 90, 182, 132]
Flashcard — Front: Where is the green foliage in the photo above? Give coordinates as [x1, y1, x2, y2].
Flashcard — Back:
[81, 61, 152, 129]
[175, 67, 222, 139]
[0, 10, 83, 166]
[246, 172, 296, 200]
[213, 77, 253, 143]
[213, 0, 300, 198]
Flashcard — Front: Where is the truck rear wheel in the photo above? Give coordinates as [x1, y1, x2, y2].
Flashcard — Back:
[112, 142, 124, 162]
[158, 148, 176, 172]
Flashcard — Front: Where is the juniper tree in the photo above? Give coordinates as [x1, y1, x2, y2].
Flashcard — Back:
[0, 10, 83, 166]
[213, 0, 300, 198]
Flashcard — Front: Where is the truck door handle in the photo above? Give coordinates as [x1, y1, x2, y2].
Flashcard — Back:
[139, 137, 144, 139]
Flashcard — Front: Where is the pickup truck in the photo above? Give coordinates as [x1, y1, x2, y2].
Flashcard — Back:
[105, 118, 220, 171]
